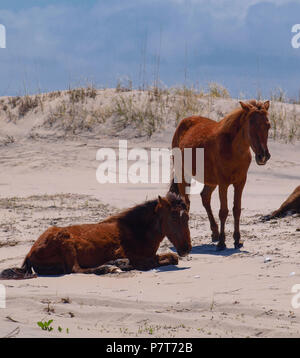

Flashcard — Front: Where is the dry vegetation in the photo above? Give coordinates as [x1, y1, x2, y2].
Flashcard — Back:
[0, 82, 299, 141]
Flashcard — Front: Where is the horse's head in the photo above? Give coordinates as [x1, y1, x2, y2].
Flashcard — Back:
[155, 193, 191, 257]
[239, 100, 271, 165]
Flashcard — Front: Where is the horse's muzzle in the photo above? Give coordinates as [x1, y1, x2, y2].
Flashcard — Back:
[255, 151, 271, 166]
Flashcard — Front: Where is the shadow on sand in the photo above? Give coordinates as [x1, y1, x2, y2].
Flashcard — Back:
[152, 265, 190, 273]
[171, 244, 249, 257]
[190, 244, 249, 256]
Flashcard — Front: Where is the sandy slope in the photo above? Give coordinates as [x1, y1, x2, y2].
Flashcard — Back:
[0, 91, 299, 338]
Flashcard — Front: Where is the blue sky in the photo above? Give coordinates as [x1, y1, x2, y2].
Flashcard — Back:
[0, 0, 299, 98]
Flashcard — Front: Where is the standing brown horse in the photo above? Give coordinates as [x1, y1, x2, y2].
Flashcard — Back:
[0, 192, 191, 279]
[170, 100, 271, 250]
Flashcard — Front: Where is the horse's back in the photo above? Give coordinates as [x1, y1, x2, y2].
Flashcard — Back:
[172, 115, 218, 148]
[28, 221, 120, 258]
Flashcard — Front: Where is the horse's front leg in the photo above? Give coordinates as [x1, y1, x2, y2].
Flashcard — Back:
[217, 184, 229, 251]
[233, 179, 246, 249]
[131, 253, 178, 271]
[157, 253, 179, 266]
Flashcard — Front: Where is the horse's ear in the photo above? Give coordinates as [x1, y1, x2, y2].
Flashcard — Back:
[155, 196, 165, 212]
[158, 196, 164, 205]
[239, 101, 252, 112]
[157, 195, 169, 209]
[263, 100, 270, 111]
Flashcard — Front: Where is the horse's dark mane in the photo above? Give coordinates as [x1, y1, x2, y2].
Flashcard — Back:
[118, 192, 185, 221]
[119, 198, 158, 222]
[165, 192, 187, 209]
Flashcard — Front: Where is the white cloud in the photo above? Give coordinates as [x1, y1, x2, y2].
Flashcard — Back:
[0, 0, 299, 96]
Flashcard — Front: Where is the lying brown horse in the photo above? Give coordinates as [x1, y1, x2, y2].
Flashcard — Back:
[170, 100, 271, 250]
[263, 185, 300, 220]
[0, 193, 191, 279]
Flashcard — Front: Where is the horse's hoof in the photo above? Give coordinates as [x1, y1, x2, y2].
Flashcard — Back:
[234, 241, 244, 249]
[216, 243, 226, 251]
[211, 233, 220, 242]
[109, 266, 122, 274]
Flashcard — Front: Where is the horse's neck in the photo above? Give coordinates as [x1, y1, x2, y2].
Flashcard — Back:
[125, 205, 164, 243]
[218, 110, 250, 154]
[152, 214, 165, 241]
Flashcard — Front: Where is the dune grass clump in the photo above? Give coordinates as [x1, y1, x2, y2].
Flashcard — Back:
[18, 95, 40, 117]
[67, 85, 97, 103]
[268, 102, 300, 142]
[0, 81, 299, 142]
[112, 85, 206, 137]
[208, 82, 230, 98]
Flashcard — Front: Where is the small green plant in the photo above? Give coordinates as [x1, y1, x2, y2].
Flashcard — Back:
[37, 319, 53, 331]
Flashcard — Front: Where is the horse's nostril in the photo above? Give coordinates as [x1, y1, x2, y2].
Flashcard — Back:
[255, 153, 268, 165]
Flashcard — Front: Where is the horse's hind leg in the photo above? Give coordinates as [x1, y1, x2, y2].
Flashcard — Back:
[201, 185, 219, 242]
[59, 246, 118, 275]
[233, 180, 246, 249]
[72, 263, 122, 275]
[70, 258, 133, 275]
[217, 184, 229, 251]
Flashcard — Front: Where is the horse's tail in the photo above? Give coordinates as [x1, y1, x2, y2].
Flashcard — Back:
[0, 256, 37, 280]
